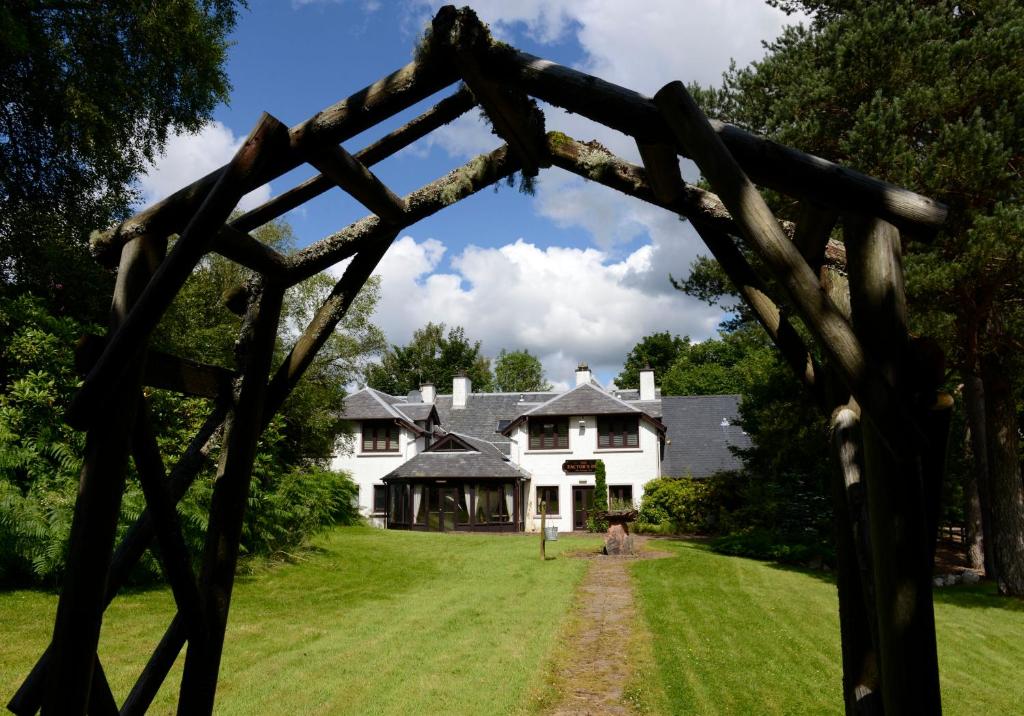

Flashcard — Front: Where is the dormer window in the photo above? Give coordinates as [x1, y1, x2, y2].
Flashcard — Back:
[362, 420, 400, 452]
[529, 418, 569, 450]
[597, 416, 639, 448]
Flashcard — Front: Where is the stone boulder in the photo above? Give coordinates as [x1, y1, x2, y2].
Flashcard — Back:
[604, 522, 635, 555]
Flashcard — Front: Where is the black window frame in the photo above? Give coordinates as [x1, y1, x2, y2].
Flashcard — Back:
[372, 485, 387, 514]
[528, 418, 569, 450]
[609, 484, 633, 507]
[597, 415, 639, 449]
[362, 420, 400, 453]
[536, 486, 560, 516]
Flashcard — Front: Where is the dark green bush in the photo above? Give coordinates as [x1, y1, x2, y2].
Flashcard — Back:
[710, 528, 834, 567]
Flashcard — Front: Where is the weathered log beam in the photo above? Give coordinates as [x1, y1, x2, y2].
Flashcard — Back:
[636, 141, 684, 204]
[121, 615, 187, 716]
[793, 201, 839, 271]
[286, 143, 520, 283]
[69, 114, 289, 430]
[8, 400, 228, 716]
[433, 8, 548, 176]
[131, 400, 207, 646]
[300, 141, 408, 224]
[90, 58, 463, 265]
[550, 133, 823, 404]
[653, 81, 918, 452]
[486, 46, 946, 236]
[41, 232, 167, 715]
[830, 402, 883, 716]
[214, 224, 291, 277]
[76, 334, 235, 400]
[845, 214, 941, 714]
[178, 281, 285, 714]
[230, 86, 476, 235]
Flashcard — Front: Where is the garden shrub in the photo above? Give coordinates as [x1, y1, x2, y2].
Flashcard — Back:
[635, 475, 720, 534]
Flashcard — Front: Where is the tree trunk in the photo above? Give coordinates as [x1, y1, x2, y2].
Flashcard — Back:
[962, 375, 993, 574]
[980, 354, 1024, 596]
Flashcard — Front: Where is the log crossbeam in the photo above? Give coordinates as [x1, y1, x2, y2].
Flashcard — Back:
[434, 7, 548, 177]
[299, 141, 408, 225]
[76, 334, 235, 400]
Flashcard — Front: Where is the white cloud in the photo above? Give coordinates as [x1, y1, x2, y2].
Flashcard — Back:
[137, 121, 272, 212]
[366, 234, 722, 387]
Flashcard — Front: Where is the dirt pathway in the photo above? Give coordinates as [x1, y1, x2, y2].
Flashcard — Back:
[545, 538, 673, 716]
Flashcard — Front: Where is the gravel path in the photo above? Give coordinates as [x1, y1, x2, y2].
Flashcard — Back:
[546, 538, 673, 715]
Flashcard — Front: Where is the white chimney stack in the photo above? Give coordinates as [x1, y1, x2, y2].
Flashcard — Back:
[639, 365, 655, 401]
[452, 373, 471, 408]
[575, 363, 592, 387]
[420, 382, 435, 404]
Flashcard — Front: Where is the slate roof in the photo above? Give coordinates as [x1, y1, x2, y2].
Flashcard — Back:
[434, 392, 556, 454]
[382, 432, 525, 480]
[339, 388, 406, 421]
[394, 403, 436, 422]
[660, 395, 750, 478]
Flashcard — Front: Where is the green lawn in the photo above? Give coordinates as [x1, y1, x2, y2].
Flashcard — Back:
[1, 528, 599, 715]
[3, 531, 1022, 715]
[631, 539, 1024, 715]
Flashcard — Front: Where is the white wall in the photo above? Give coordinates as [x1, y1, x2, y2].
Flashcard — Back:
[331, 422, 423, 527]
[514, 416, 661, 532]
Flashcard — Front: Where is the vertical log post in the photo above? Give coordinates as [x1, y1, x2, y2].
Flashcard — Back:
[177, 280, 285, 714]
[831, 402, 882, 715]
[845, 215, 941, 714]
[42, 232, 167, 715]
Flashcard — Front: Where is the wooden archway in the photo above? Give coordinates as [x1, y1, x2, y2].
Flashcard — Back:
[10, 6, 951, 714]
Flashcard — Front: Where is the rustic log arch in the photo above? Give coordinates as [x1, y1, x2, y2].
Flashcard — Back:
[10, 6, 952, 715]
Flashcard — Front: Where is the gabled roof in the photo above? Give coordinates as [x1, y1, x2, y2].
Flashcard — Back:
[434, 392, 556, 455]
[338, 387, 424, 434]
[499, 383, 664, 435]
[660, 395, 750, 478]
[382, 431, 525, 480]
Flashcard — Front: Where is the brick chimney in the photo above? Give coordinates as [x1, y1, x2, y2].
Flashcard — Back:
[453, 372, 470, 408]
[639, 365, 655, 401]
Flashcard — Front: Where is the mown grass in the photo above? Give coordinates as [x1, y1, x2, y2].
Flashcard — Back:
[1, 527, 600, 715]
[631, 539, 1024, 715]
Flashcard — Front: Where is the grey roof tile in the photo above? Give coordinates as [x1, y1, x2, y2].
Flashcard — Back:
[660, 395, 750, 478]
[434, 392, 556, 454]
[394, 403, 436, 422]
[339, 387, 403, 421]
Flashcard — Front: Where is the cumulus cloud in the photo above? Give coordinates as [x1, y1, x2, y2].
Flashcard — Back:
[365, 234, 722, 387]
[137, 121, 271, 212]
[362, 2, 801, 386]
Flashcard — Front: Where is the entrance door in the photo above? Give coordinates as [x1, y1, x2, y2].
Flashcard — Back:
[439, 487, 459, 530]
[572, 486, 594, 530]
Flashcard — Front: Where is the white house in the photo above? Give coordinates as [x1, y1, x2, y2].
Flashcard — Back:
[331, 364, 749, 532]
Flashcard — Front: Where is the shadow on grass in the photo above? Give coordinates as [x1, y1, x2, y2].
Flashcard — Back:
[689, 540, 1024, 613]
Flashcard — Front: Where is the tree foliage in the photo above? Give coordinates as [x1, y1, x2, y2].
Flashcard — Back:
[660, 327, 776, 396]
[0, 0, 244, 321]
[614, 332, 689, 389]
[366, 322, 493, 395]
[693, 0, 1024, 584]
[493, 349, 551, 392]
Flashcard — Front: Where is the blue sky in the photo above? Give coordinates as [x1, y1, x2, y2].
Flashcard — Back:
[140, 0, 801, 389]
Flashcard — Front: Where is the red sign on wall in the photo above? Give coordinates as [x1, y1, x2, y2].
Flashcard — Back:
[562, 459, 596, 473]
